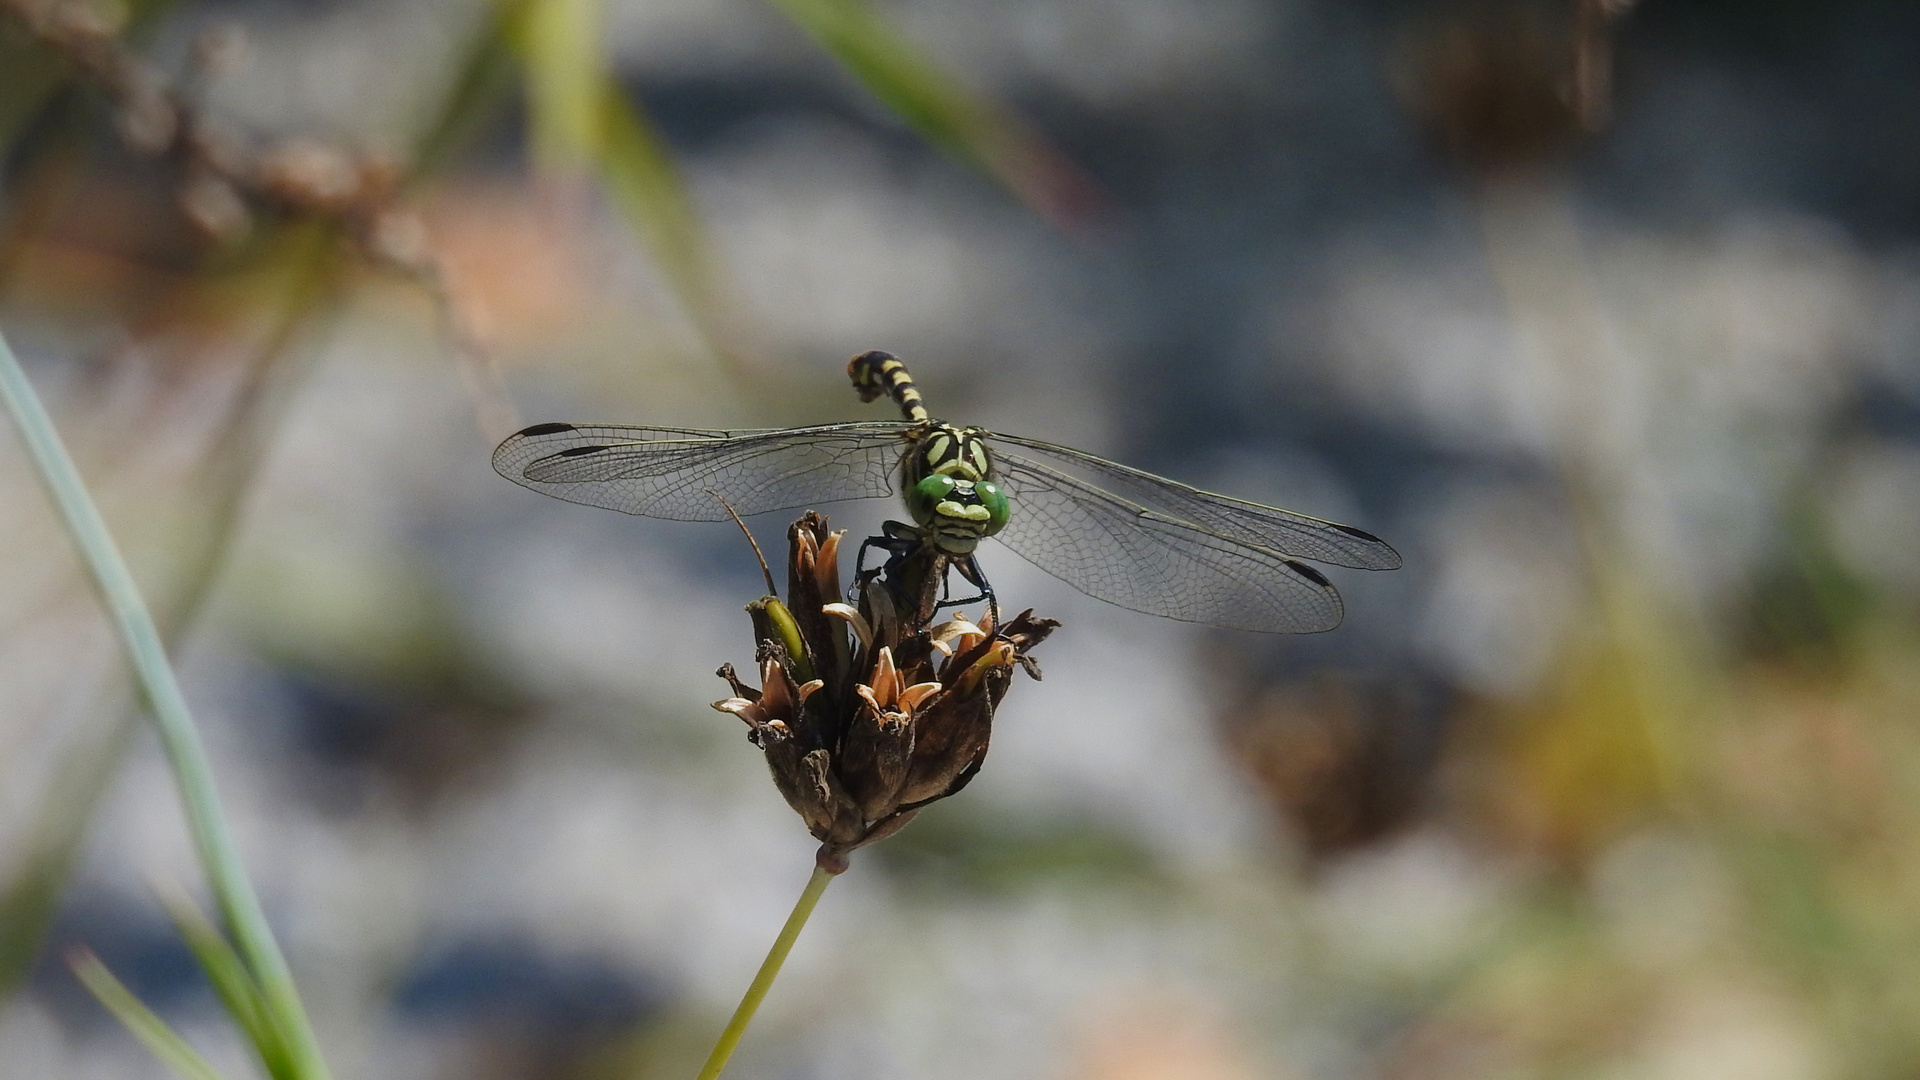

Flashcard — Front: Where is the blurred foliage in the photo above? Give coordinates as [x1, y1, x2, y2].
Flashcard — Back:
[869, 802, 1170, 897]
[766, 0, 1105, 232]
[0, 312, 333, 1077]
[0, 220, 347, 1003]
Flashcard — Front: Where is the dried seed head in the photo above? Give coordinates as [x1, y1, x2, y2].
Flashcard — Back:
[712, 513, 1058, 867]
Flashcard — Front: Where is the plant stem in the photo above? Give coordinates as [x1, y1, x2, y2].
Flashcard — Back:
[695, 864, 836, 1080]
[0, 325, 332, 1080]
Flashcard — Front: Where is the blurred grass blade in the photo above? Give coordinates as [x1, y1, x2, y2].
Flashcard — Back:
[406, 0, 525, 187]
[597, 84, 750, 373]
[764, 0, 1106, 232]
[0, 229, 342, 1004]
[598, 86, 706, 306]
[157, 885, 294, 1079]
[0, 681, 137, 993]
[0, 323, 332, 1080]
[503, 3, 751, 375]
[68, 950, 232, 1080]
[519, 0, 608, 172]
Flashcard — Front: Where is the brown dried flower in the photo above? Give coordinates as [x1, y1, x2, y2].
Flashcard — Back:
[714, 513, 1057, 871]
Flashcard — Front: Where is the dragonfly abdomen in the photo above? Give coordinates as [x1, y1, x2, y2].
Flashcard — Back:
[848, 350, 930, 424]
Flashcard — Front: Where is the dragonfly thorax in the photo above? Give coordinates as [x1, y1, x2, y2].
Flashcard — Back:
[904, 424, 1009, 554]
[913, 423, 993, 481]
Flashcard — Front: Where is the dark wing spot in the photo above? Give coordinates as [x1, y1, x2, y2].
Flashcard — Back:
[1330, 522, 1404, 569]
[518, 422, 577, 437]
[1284, 559, 1332, 588]
[558, 445, 609, 457]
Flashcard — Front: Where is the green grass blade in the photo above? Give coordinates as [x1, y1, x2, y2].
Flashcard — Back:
[0, 687, 140, 993]
[68, 950, 233, 1080]
[598, 86, 705, 302]
[503, 3, 749, 374]
[764, 0, 1104, 231]
[519, 0, 608, 171]
[405, 0, 525, 187]
[155, 885, 295, 1080]
[597, 84, 753, 373]
[0, 229, 341, 1005]
[0, 323, 332, 1080]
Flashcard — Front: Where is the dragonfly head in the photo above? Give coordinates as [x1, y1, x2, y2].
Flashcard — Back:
[905, 425, 1009, 553]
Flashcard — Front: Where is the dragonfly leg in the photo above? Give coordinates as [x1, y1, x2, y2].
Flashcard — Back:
[851, 535, 886, 598]
[940, 554, 1000, 631]
[851, 522, 1004, 631]
[851, 524, 916, 601]
[931, 580, 987, 610]
[853, 521, 952, 629]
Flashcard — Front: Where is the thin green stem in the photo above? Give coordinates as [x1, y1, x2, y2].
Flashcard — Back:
[695, 864, 836, 1080]
[69, 950, 231, 1080]
[0, 324, 332, 1080]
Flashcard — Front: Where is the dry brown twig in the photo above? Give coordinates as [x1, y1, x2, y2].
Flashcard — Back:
[0, 0, 521, 439]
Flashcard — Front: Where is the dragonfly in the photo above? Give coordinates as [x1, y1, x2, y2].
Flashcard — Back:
[492, 351, 1401, 633]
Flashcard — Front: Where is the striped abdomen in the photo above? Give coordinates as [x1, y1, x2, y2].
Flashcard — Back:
[848, 350, 930, 424]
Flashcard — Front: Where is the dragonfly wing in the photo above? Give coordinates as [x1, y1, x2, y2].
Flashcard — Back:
[991, 453, 1345, 633]
[988, 433, 1402, 570]
[492, 421, 915, 520]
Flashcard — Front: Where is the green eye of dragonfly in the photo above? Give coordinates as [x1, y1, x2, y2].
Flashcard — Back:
[977, 481, 1009, 534]
[905, 473, 956, 529]
[913, 474, 957, 502]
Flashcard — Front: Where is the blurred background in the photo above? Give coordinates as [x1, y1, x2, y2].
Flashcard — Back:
[3, 0, 1919, 1077]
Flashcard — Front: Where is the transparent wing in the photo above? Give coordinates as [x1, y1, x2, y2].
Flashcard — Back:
[989, 433, 1402, 571]
[990, 452, 1348, 633]
[492, 421, 915, 520]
